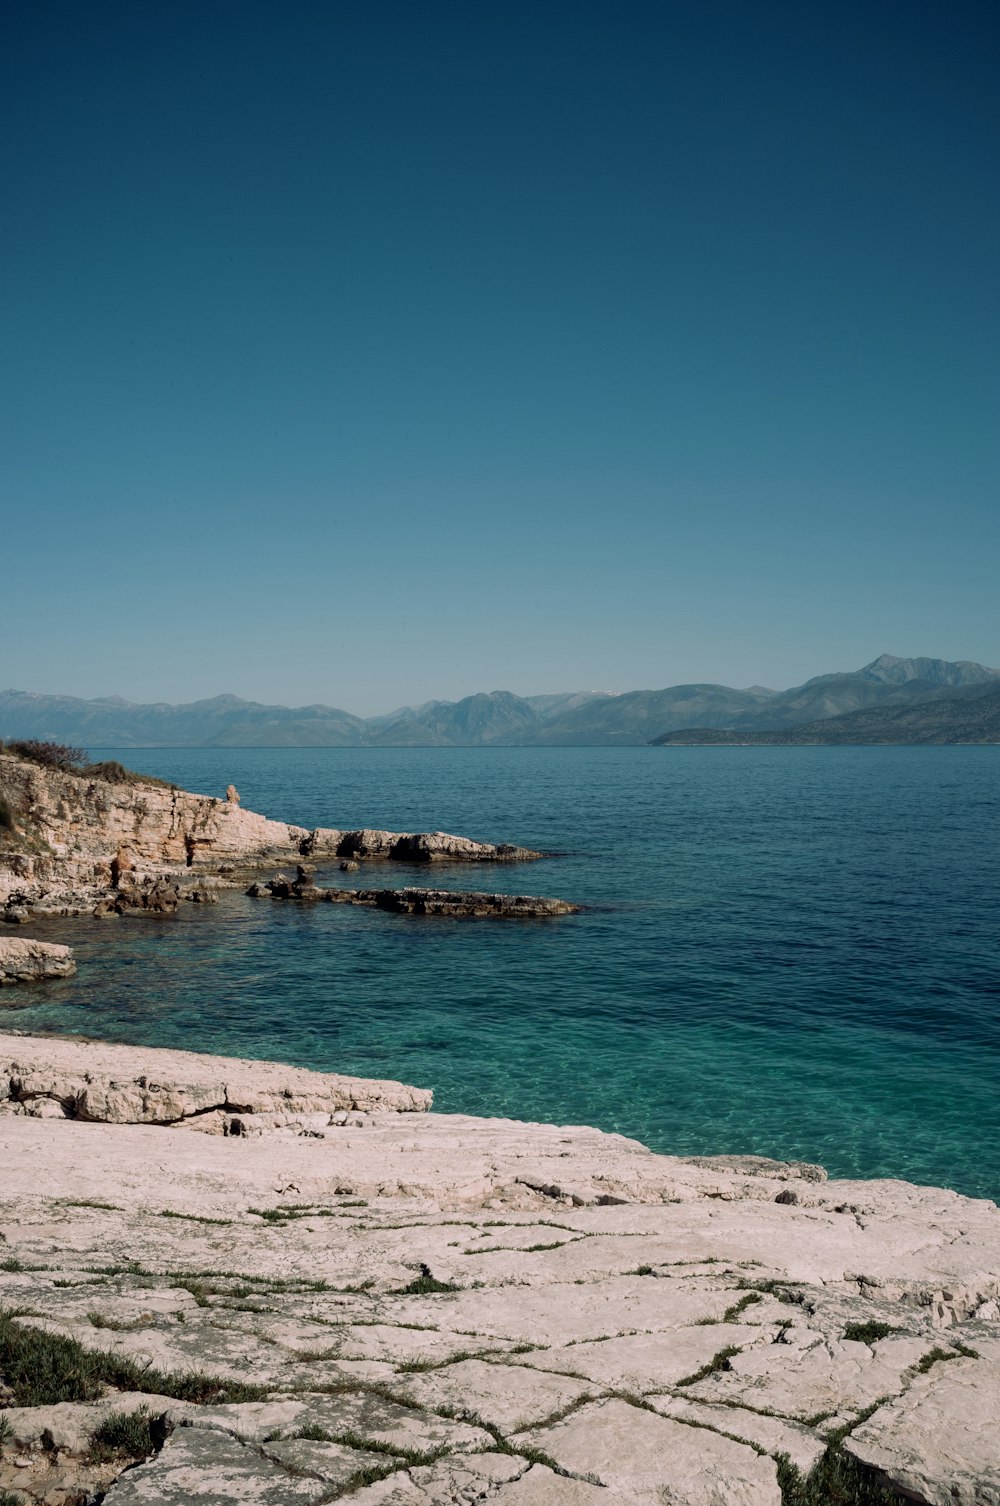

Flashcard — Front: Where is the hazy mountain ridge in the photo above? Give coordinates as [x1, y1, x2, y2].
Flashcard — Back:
[652, 677, 1000, 746]
[2, 656, 997, 748]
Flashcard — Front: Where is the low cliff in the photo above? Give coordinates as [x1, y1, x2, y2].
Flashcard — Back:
[0, 751, 542, 919]
[0, 752, 304, 915]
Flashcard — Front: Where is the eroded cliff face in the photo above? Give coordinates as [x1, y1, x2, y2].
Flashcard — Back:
[0, 753, 304, 915]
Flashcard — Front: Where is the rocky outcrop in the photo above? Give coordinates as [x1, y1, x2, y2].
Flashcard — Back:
[300, 827, 542, 862]
[0, 752, 542, 922]
[0, 1036, 997, 1505]
[0, 937, 75, 986]
[247, 870, 578, 917]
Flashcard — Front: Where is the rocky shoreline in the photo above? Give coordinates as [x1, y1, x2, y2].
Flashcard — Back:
[0, 1034, 997, 1504]
[1, 749, 998, 1501]
[0, 751, 546, 925]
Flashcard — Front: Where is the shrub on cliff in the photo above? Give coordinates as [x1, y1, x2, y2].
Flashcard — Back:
[84, 759, 175, 789]
[1, 742, 174, 790]
[3, 739, 88, 772]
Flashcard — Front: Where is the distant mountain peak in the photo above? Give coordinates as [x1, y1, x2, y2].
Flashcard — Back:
[860, 654, 999, 686]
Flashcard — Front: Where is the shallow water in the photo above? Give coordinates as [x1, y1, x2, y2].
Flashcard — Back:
[7, 746, 999, 1201]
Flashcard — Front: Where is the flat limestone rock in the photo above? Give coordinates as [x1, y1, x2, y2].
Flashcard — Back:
[0, 1031, 432, 1122]
[1, 1392, 180, 1455]
[101, 1425, 321, 1504]
[399, 1357, 594, 1433]
[844, 1357, 1000, 1505]
[324, 886, 577, 917]
[520, 1322, 773, 1391]
[518, 1396, 782, 1504]
[686, 1331, 935, 1422]
[263, 1436, 398, 1486]
[344, 1453, 606, 1504]
[649, 1396, 826, 1476]
[0, 935, 75, 985]
[0, 1034, 998, 1505]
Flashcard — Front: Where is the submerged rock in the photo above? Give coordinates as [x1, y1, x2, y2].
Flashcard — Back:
[248, 878, 579, 917]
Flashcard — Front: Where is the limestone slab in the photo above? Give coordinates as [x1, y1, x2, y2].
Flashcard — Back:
[649, 1395, 826, 1476]
[521, 1322, 770, 1392]
[687, 1333, 934, 1422]
[399, 1357, 593, 1432]
[520, 1397, 782, 1504]
[845, 1358, 1000, 1506]
[101, 1425, 320, 1504]
[0, 935, 75, 985]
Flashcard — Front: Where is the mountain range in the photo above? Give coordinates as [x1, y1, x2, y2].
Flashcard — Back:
[1, 656, 997, 749]
[652, 676, 1000, 746]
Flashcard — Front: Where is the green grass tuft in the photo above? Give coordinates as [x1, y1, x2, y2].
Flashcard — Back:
[0, 1305, 267, 1408]
[722, 1291, 763, 1322]
[776, 1444, 903, 1505]
[675, 1344, 741, 1387]
[842, 1321, 896, 1345]
[391, 1265, 459, 1296]
[913, 1344, 977, 1374]
[88, 1405, 171, 1463]
[158, 1210, 233, 1226]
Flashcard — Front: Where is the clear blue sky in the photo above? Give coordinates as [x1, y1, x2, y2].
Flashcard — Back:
[3, 1, 998, 713]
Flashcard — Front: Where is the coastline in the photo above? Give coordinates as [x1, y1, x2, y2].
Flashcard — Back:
[2, 749, 998, 1499]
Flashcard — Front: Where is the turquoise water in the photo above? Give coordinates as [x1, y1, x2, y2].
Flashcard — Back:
[6, 746, 999, 1201]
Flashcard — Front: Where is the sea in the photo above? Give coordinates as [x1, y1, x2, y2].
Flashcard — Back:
[6, 745, 999, 1202]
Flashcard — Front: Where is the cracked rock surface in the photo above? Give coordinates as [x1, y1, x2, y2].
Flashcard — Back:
[0, 1037, 997, 1504]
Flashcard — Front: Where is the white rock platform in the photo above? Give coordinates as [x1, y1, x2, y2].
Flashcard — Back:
[0, 1035, 998, 1505]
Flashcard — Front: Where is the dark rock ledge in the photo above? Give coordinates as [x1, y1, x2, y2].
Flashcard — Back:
[247, 867, 579, 917]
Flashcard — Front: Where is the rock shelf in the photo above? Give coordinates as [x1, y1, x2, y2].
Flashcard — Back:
[0, 1035, 998, 1504]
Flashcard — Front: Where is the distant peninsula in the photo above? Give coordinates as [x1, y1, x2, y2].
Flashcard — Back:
[2, 654, 998, 748]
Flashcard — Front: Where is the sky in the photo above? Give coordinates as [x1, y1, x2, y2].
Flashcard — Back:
[3, 0, 998, 714]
